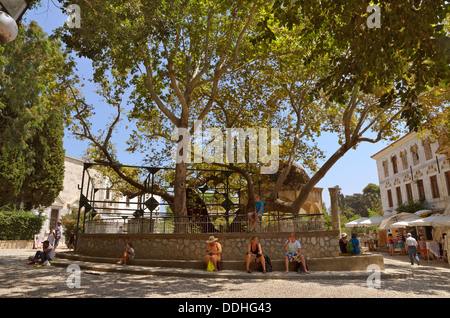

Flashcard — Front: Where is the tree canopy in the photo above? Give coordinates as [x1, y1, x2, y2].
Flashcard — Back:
[54, 1, 449, 224]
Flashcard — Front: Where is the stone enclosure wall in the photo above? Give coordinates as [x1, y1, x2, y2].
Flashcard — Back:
[0, 240, 34, 249]
[76, 231, 340, 260]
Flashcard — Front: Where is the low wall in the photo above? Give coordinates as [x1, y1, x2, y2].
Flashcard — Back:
[76, 231, 341, 261]
[0, 240, 34, 249]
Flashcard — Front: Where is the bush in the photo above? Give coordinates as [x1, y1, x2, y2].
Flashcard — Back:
[0, 208, 45, 240]
[396, 200, 426, 214]
[60, 209, 99, 245]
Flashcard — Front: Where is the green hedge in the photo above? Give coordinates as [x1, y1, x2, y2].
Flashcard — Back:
[0, 208, 45, 240]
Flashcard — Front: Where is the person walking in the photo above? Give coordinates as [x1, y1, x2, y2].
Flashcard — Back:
[405, 233, 420, 266]
[388, 233, 395, 256]
[54, 221, 62, 251]
[67, 229, 76, 250]
[47, 228, 56, 248]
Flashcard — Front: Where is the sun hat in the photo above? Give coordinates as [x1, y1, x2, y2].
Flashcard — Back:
[341, 233, 348, 238]
[206, 236, 219, 243]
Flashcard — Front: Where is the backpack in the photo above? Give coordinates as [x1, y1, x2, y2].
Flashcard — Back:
[296, 259, 309, 273]
[346, 240, 355, 253]
[260, 254, 273, 272]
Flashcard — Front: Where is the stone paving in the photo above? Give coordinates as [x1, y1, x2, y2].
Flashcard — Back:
[0, 249, 449, 298]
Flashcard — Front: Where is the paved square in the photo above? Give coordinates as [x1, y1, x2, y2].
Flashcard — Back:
[1, 249, 448, 298]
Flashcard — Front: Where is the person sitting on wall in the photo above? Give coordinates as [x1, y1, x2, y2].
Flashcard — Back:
[339, 233, 349, 253]
[248, 195, 264, 232]
[28, 240, 54, 266]
[245, 236, 266, 273]
[117, 242, 134, 265]
[349, 233, 363, 254]
[204, 236, 222, 271]
[284, 232, 309, 274]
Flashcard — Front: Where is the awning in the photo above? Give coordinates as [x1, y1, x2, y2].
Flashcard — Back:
[409, 215, 450, 227]
[359, 215, 385, 227]
[344, 217, 369, 228]
[378, 212, 419, 230]
[390, 218, 422, 229]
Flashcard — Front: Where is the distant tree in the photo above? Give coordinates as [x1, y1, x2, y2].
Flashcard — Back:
[338, 183, 382, 218]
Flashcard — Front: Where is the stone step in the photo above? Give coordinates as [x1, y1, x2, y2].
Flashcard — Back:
[56, 252, 384, 272]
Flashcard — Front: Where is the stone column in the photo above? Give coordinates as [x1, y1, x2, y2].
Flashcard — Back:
[328, 186, 341, 234]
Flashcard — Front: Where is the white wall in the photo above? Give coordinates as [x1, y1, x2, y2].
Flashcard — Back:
[372, 132, 450, 216]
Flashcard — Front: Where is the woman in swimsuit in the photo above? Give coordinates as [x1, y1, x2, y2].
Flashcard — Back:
[245, 236, 266, 273]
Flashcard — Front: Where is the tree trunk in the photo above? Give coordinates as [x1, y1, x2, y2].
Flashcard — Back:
[291, 145, 350, 212]
[173, 161, 188, 233]
[261, 145, 351, 214]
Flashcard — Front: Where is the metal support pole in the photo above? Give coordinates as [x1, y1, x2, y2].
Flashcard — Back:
[74, 164, 87, 252]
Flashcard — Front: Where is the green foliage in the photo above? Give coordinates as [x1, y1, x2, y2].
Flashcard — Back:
[267, 1, 450, 131]
[60, 210, 82, 245]
[338, 183, 382, 218]
[53, 0, 448, 217]
[0, 21, 73, 208]
[396, 200, 426, 214]
[0, 208, 45, 240]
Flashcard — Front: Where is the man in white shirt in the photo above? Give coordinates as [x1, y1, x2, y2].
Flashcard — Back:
[284, 232, 309, 274]
[405, 233, 420, 266]
[28, 240, 54, 266]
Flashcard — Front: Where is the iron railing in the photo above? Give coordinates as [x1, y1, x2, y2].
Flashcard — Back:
[84, 213, 325, 234]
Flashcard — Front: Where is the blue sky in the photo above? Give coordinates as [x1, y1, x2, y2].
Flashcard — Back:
[22, 3, 393, 209]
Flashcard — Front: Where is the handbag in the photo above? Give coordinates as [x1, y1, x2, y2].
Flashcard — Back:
[206, 260, 215, 271]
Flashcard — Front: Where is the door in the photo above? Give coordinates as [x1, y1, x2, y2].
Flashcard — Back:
[50, 209, 59, 230]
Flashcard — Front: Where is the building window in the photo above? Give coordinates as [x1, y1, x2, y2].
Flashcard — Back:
[417, 179, 425, 200]
[391, 155, 398, 174]
[430, 175, 440, 199]
[411, 144, 420, 165]
[383, 160, 389, 178]
[423, 138, 433, 161]
[446, 171, 450, 196]
[396, 186, 402, 205]
[106, 188, 110, 200]
[405, 183, 413, 202]
[387, 189, 393, 207]
[126, 196, 130, 207]
[400, 150, 408, 170]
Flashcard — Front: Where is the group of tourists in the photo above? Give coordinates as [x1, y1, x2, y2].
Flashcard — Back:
[338, 232, 363, 255]
[204, 232, 310, 274]
[339, 229, 448, 266]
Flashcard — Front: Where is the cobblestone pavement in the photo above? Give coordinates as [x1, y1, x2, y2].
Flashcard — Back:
[0, 249, 448, 299]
